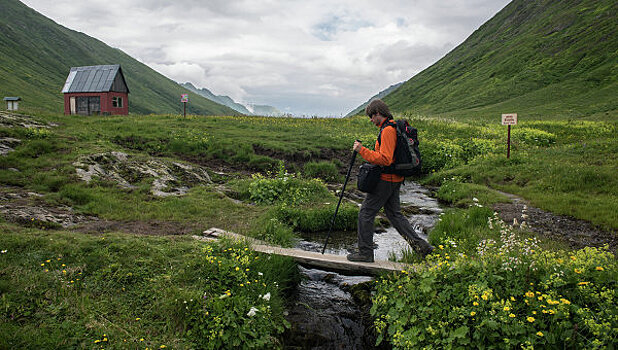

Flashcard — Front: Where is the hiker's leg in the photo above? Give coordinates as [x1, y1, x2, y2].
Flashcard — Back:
[357, 180, 391, 255]
[383, 182, 433, 254]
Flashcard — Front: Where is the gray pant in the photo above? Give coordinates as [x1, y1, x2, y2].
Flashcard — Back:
[357, 180, 431, 255]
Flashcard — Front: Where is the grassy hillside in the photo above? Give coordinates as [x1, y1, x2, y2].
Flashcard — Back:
[0, 0, 239, 116]
[382, 0, 617, 119]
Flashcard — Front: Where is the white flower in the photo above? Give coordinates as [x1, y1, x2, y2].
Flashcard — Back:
[219, 293, 230, 299]
[247, 307, 258, 317]
[1, 250, 6, 254]
[258, 272, 263, 276]
[262, 292, 271, 301]
[473, 197, 479, 202]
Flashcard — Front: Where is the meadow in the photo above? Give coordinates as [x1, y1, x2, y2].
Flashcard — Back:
[1, 109, 616, 348]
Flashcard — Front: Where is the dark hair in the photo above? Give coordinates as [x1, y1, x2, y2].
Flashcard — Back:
[365, 99, 393, 119]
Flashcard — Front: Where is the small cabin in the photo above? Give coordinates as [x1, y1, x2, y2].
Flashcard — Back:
[62, 65, 130, 115]
[4, 97, 21, 111]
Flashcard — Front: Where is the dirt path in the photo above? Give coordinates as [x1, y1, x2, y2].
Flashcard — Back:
[492, 191, 617, 254]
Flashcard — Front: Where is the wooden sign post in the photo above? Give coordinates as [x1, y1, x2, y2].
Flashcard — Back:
[502, 113, 517, 158]
[181, 94, 189, 117]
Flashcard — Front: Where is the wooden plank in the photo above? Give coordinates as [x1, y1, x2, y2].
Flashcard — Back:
[194, 228, 411, 275]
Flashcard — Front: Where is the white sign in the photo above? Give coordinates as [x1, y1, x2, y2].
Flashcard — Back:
[180, 94, 189, 103]
[502, 113, 517, 125]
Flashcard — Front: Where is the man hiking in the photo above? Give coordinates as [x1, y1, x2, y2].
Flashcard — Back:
[347, 99, 434, 262]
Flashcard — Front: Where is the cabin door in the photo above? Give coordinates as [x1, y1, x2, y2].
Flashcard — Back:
[76, 96, 101, 115]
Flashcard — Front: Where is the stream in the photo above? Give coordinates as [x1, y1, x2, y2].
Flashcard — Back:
[284, 182, 443, 349]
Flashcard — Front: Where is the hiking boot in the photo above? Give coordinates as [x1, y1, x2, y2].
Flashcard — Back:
[346, 252, 374, 263]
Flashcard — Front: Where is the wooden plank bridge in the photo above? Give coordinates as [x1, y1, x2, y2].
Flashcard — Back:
[194, 228, 412, 275]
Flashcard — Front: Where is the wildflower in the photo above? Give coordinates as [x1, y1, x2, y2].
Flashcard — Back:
[46, 259, 51, 263]
[94, 340, 101, 343]
[262, 292, 271, 301]
[136, 318, 141, 321]
[560, 298, 571, 305]
[160, 346, 167, 348]
[235, 267, 240, 271]
[596, 266, 604, 271]
[510, 297, 515, 301]
[525, 291, 535, 298]
[40, 263, 45, 266]
[574, 268, 582, 274]
[578, 281, 589, 286]
[140, 338, 144, 342]
[470, 311, 476, 316]
[247, 307, 258, 317]
[536, 331, 544, 337]
[527, 317, 535, 323]
[532, 311, 537, 314]
[504, 306, 510, 311]
[570, 256, 576, 261]
[0, 250, 6, 254]
[473, 302, 479, 306]
[258, 272, 263, 276]
[439, 245, 444, 250]
[473, 197, 478, 202]
[481, 294, 488, 301]
[509, 313, 516, 318]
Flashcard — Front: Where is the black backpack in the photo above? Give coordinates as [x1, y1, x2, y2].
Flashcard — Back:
[377, 119, 422, 176]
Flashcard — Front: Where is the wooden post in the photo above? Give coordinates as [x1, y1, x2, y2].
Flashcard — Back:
[502, 113, 517, 159]
[507, 125, 511, 159]
[183, 102, 186, 118]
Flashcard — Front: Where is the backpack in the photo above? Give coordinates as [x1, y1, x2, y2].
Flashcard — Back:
[377, 119, 422, 176]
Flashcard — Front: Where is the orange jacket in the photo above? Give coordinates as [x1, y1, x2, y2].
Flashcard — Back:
[358, 119, 404, 183]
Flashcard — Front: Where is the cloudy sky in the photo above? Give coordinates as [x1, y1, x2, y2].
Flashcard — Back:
[22, 0, 511, 116]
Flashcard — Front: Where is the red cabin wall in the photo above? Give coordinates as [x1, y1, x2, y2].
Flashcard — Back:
[64, 92, 129, 115]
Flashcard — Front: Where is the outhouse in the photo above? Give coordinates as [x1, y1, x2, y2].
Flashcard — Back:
[4, 97, 21, 111]
[62, 65, 130, 115]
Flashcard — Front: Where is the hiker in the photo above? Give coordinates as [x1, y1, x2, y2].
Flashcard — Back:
[347, 99, 434, 262]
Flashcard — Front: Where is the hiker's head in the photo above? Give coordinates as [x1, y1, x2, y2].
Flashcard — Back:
[365, 99, 393, 121]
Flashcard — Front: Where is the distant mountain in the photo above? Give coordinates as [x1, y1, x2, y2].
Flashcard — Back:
[179, 82, 251, 115]
[379, 0, 617, 119]
[0, 0, 238, 115]
[346, 82, 404, 117]
[247, 104, 283, 117]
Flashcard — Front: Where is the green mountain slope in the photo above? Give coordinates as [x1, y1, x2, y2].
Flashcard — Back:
[0, 0, 239, 116]
[382, 0, 617, 119]
[345, 82, 403, 117]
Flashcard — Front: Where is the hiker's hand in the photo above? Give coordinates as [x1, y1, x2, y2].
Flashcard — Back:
[353, 140, 362, 153]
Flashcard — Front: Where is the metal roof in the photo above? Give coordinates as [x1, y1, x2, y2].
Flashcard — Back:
[3, 97, 21, 101]
[61, 65, 128, 93]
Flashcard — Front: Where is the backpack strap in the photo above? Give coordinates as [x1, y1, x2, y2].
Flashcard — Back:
[377, 120, 397, 146]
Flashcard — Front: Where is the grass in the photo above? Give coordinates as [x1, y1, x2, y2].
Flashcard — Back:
[0, 226, 299, 349]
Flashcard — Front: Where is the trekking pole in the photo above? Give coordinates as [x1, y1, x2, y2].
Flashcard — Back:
[321, 141, 360, 254]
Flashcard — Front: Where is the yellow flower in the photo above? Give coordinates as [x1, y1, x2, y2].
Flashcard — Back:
[527, 317, 535, 323]
[235, 267, 240, 271]
[596, 266, 604, 271]
[525, 291, 535, 298]
[46, 259, 51, 263]
[509, 313, 516, 318]
[160, 346, 167, 349]
[574, 268, 582, 274]
[504, 306, 510, 311]
[481, 294, 488, 301]
[140, 338, 145, 342]
[560, 298, 571, 305]
[510, 297, 515, 301]
[578, 281, 589, 286]
[439, 245, 444, 250]
[536, 331, 544, 337]
[136, 317, 141, 321]
[40, 263, 45, 266]
[470, 311, 476, 316]
[532, 311, 537, 314]
[570, 255, 576, 261]
[94, 340, 101, 343]
[473, 302, 479, 306]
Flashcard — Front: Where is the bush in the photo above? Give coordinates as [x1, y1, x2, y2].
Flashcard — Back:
[421, 139, 465, 173]
[303, 161, 342, 182]
[274, 203, 358, 232]
[248, 165, 330, 205]
[371, 213, 617, 349]
[512, 128, 557, 147]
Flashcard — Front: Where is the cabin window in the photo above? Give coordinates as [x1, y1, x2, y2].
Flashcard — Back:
[112, 96, 123, 108]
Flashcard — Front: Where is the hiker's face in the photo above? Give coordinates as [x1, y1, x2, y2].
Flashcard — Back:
[370, 113, 384, 126]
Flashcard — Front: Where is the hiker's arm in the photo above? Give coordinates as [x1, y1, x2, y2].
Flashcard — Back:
[358, 127, 396, 166]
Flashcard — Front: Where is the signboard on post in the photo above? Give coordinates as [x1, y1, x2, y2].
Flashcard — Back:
[181, 94, 189, 117]
[502, 113, 517, 158]
[502, 113, 517, 125]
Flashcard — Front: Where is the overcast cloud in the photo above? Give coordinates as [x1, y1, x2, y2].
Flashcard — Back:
[22, 0, 511, 116]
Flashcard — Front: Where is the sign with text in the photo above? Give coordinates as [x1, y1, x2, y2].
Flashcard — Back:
[180, 94, 189, 103]
[502, 113, 517, 125]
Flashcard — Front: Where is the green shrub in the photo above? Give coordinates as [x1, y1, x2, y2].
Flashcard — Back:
[250, 217, 296, 247]
[248, 165, 330, 205]
[512, 128, 557, 147]
[421, 139, 465, 172]
[371, 214, 617, 349]
[303, 161, 342, 182]
[274, 203, 358, 232]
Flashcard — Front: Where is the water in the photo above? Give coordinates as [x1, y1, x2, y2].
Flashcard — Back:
[284, 182, 442, 349]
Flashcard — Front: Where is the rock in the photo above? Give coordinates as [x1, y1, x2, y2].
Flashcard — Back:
[0, 137, 21, 155]
[73, 152, 212, 197]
